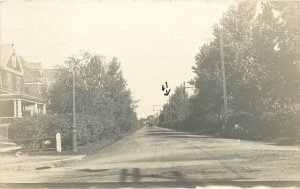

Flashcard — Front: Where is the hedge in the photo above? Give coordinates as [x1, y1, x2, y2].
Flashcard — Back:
[8, 113, 134, 150]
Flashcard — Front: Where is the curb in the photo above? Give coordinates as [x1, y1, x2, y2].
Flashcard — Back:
[0, 146, 22, 153]
[1, 154, 86, 171]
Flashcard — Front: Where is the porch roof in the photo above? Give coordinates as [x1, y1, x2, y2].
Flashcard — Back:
[0, 89, 45, 104]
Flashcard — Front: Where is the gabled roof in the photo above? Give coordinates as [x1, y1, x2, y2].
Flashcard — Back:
[19, 56, 40, 83]
[0, 44, 14, 67]
[24, 62, 42, 71]
[1, 44, 24, 75]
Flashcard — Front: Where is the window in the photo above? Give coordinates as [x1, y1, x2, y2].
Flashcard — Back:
[12, 51, 17, 68]
[6, 73, 12, 89]
[16, 77, 21, 91]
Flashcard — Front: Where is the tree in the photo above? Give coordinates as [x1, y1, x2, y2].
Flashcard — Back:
[103, 57, 138, 132]
[158, 85, 189, 127]
[48, 52, 138, 141]
[188, 1, 300, 137]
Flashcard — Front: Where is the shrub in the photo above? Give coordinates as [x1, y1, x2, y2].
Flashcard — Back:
[226, 112, 253, 139]
[9, 111, 140, 150]
[225, 105, 300, 141]
[9, 114, 72, 149]
[262, 105, 300, 139]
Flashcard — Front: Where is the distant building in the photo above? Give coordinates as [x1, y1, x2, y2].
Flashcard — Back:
[0, 44, 50, 121]
[41, 68, 56, 87]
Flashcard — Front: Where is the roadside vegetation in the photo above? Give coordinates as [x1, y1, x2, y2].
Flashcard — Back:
[9, 52, 140, 149]
[159, 1, 300, 144]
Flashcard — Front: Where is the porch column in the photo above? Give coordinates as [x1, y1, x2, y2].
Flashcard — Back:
[43, 104, 46, 114]
[13, 100, 17, 117]
[17, 100, 22, 117]
[34, 103, 38, 115]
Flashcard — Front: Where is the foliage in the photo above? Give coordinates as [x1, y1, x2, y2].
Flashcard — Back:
[192, 1, 300, 139]
[48, 52, 138, 138]
[11, 52, 139, 149]
[9, 114, 71, 149]
[159, 1, 300, 141]
[158, 86, 190, 127]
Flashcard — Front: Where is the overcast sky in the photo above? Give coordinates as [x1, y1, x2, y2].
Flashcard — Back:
[0, 0, 234, 118]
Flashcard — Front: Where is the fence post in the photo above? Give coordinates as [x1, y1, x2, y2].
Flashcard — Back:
[56, 133, 62, 152]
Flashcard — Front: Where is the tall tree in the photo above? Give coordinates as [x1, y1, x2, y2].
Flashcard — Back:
[189, 1, 300, 135]
[48, 52, 138, 140]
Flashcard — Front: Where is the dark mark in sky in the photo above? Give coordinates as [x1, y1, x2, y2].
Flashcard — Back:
[162, 82, 171, 96]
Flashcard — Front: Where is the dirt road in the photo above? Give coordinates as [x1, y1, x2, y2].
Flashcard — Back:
[1, 126, 300, 184]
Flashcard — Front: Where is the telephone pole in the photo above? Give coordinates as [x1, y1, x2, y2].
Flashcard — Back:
[169, 95, 173, 128]
[164, 108, 167, 124]
[219, 29, 228, 131]
[182, 81, 194, 120]
[72, 66, 77, 152]
[183, 82, 186, 119]
[153, 105, 163, 126]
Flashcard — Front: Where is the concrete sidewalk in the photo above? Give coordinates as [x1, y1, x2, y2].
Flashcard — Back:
[0, 140, 22, 153]
[0, 153, 86, 171]
[0, 146, 22, 153]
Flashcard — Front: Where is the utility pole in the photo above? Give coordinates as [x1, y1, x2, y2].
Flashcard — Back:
[182, 81, 194, 120]
[153, 105, 163, 126]
[169, 95, 173, 128]
[152, 106, 157, 126]
[72, 65, 77, 152]
[157, 111, 159, 126]
[183, 82, 186, 119]
[164, 108, 167, 124]
[219, 29, 228, 131]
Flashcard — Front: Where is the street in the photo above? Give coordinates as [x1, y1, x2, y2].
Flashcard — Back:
[1, 126, 300, 184]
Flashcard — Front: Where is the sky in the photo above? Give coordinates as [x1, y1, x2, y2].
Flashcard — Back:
[0, 0, 234, 118]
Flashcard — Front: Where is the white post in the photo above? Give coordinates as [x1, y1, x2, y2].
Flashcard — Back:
[34, 103, 38, 115]
[13, 100, 17, 117]
[43, 104, 46, 114]
[56, 133, 62, 152]
[17, 100, 22, 117]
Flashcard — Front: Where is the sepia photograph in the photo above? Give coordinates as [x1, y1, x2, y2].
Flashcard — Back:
[0, 0, 300, 188]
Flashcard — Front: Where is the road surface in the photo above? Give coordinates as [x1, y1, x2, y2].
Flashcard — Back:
[1, 126, 300, 184]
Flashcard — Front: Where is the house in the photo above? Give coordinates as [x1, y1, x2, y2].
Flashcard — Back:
[0, 44, 47, 124]
[41, 68, 56, 88]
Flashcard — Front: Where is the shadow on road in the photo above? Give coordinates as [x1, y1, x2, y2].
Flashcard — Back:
[2, 181, 298, 188]
[77, 168, 109, 173]
[119, 168, 187, 182]
[76, 167, 188, 182]
[145, 130, 217, 139]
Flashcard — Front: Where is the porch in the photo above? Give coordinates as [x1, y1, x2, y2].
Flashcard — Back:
[0, 94, 46, 139]
[0, 98, 46, 118]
